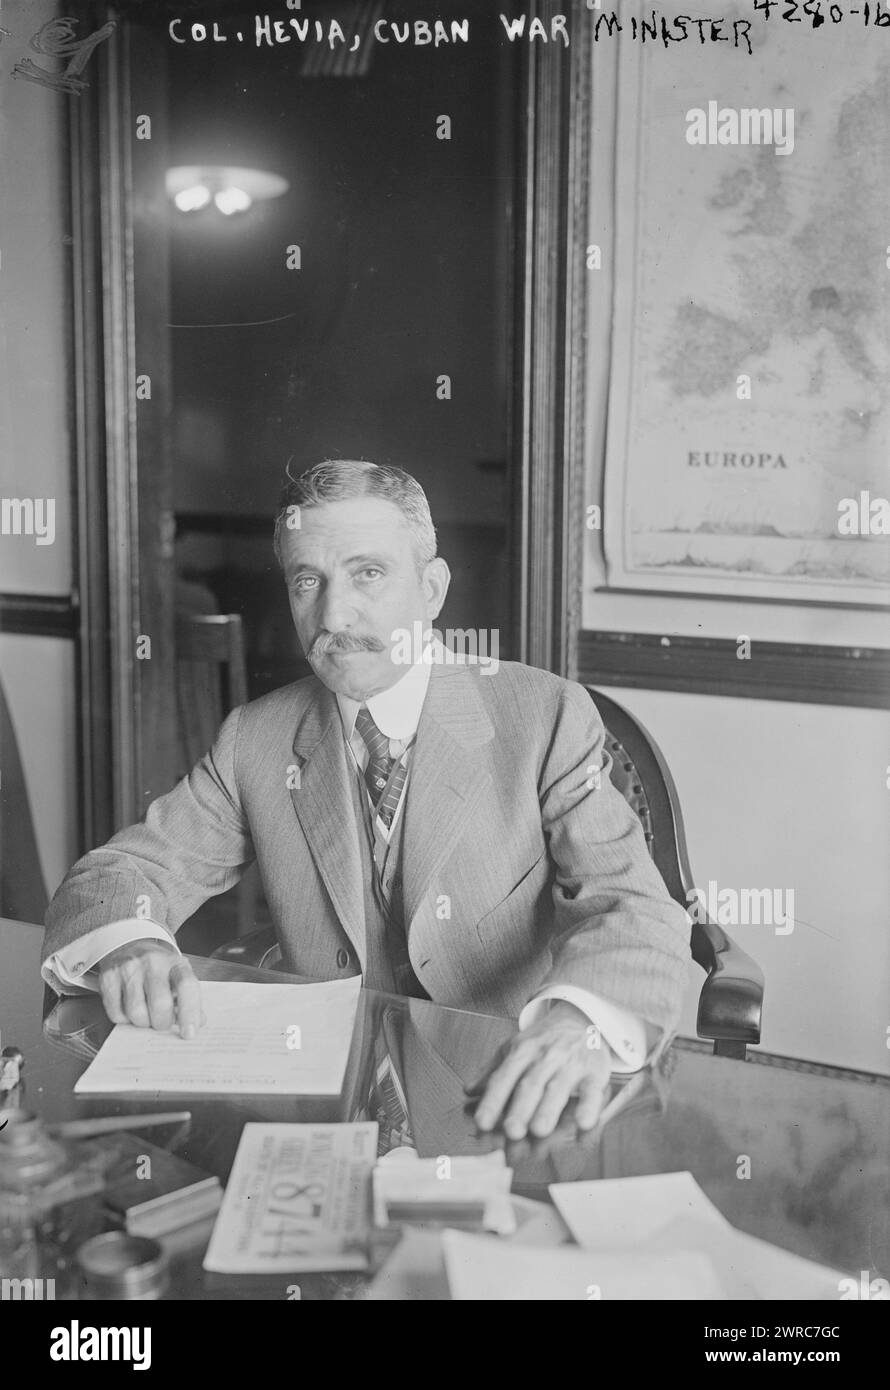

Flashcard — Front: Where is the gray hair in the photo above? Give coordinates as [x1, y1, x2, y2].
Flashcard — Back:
[273, 459, 437, 573]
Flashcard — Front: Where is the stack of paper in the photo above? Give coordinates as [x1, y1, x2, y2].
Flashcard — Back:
[74, 977, 361, 1095]
[373, 1149, 515, 1235]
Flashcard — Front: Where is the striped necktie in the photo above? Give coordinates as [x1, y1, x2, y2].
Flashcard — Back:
[354, 705, 408, 830]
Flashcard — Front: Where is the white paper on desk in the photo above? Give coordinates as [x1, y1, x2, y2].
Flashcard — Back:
[367, 1228, 450, 1301]
[550, 1171, 729, 1248]
[204, 1122, 378, 1273]
[508, 1195, 573, 1248]
[441, 1229, 728, 1300]
[551, 1172, 844, 1300]
[74, 978, 361, 1095]
[645, 1217, 845, 1301]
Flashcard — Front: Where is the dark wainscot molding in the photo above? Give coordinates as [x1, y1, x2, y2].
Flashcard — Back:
[0, 593, 78, 641]
[578, 630, 890, 710]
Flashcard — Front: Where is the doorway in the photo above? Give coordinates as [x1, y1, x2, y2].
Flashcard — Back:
[71, 0, 590, 941]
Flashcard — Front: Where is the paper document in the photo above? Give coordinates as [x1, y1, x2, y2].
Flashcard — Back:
[203, 1122, 378, 1273]
[550, 1170, 728, 1247]
[550, 1172, 845, 1300]
[74, 977, 361, 1095]
[441, 1229, 727, 1300]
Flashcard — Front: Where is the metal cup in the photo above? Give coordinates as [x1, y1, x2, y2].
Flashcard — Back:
[76, 1231, 170, 1299]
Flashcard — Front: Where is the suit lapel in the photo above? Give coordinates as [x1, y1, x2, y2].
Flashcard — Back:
[289, 681, 367, 971]
[402, 660, 495, 933]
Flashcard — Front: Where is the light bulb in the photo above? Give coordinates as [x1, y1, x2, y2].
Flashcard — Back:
[173, 184, 212, 212]
[214, 186, 252, 216]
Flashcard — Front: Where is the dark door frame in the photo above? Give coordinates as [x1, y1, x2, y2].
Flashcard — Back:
[512, 0, 589, 682]
[70, 3, 176, 844]
[70, 0, 589, 841]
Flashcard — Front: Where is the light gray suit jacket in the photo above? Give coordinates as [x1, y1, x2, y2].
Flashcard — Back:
[44, 659, 691, 1036]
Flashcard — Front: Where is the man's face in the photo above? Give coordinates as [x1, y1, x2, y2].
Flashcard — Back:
[280, 496, 449, 700]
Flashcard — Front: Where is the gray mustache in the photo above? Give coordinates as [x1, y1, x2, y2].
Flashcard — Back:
[309, 631, 386, 659]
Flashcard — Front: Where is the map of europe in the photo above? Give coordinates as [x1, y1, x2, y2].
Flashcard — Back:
[605, 9, 889, 602]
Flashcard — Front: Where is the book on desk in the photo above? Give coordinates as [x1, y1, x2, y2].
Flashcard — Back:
[103, 1133, 222, 1238]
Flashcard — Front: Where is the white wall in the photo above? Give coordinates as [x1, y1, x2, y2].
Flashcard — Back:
[0, 0, 72, 595]
[0, 0, 78, 902]
[598, 685, 890, 1075]
[582, 34, 889, 1074]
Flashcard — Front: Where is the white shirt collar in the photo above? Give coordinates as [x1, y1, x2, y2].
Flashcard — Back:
[336, 637, 441, 741]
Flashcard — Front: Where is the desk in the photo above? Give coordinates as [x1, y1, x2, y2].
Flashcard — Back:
[2, 916, 888, 1299]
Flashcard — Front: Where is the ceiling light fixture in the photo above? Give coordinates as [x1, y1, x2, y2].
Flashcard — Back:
[173, 184, 212, 212]
[214, 186, 252, 216]
[166, 165, 289, 216]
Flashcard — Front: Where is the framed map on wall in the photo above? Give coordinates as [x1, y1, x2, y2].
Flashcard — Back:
[602, 5, 890, 607]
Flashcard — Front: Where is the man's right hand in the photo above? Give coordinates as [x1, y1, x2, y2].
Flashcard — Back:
[97, 940, 204, 1037]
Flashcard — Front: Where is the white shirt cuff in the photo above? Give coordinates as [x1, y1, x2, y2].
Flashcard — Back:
[42, 919, 180, 995]
[519, 985, 651, 1073]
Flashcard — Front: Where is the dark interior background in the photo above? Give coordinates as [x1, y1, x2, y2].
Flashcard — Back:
[167, 0, 519, 697]
[143, 0, 522, 947]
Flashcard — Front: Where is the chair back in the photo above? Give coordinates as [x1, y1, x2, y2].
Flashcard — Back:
[588, 691, 688, 888]
[587, 687, 707, 973]
[175, 613, 248, 778]
[590, 688, 764, 1054]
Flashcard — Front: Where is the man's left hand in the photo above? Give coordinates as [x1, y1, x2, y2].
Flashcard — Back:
[472, 1002, 612, 1139]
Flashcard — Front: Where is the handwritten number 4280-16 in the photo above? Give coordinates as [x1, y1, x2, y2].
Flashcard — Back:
[9, 16, 115, 95]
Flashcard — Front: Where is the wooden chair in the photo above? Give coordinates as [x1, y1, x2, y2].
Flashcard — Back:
[588, 688, 763, 1059]
[211, 685, 765, 1057]
[176, 613, 258, 935]
[175, 613, 248, 772]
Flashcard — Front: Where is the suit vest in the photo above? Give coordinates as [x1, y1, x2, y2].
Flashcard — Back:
[346, 758, 429, 999]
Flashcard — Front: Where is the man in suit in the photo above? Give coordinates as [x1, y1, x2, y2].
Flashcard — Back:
[43, 459, 691, 1139]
